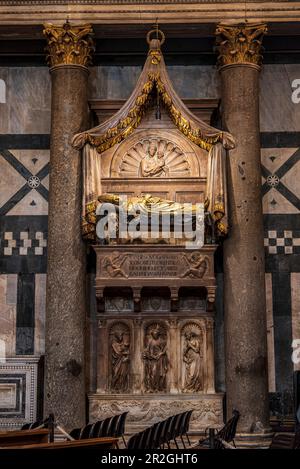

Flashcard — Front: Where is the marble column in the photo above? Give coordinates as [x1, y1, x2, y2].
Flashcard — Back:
[43, 23, 94, 430]
[216, 23, 270, 434]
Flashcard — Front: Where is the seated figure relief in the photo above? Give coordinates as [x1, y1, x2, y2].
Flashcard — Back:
[118, 137, 190, 178]
[140, 140, 169, 177]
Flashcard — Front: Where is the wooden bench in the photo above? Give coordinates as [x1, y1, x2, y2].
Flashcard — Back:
[0, 437, 118, 450]
[0, 429, 49, 447]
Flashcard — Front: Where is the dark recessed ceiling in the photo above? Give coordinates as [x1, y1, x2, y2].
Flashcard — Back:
[0, 23, 300, 66]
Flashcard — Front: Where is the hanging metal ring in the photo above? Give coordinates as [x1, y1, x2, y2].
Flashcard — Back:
[146, 29, 165, 46]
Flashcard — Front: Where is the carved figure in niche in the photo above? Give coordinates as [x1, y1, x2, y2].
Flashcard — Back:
[110, 323, 130, 393]
[143, 323, 168, 392]
[140, 140, 168, 177]
[181, 253, 208, 279]
[103, 252, 128, 278]
[183, 327, 203, 392]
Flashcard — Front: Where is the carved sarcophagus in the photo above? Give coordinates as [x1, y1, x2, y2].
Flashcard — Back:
[91, 244, 223, 433]
[94, 245, 217, 305]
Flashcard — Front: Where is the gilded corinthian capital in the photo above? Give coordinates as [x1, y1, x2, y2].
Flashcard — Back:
[215, 23, 267, 68]
[43, 22, 95, 68]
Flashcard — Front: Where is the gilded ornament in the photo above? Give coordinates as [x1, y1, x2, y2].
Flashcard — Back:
[43, 22, 95, 68]
[215, 23, 267, 68]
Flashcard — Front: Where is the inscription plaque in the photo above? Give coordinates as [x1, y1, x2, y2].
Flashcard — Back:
[94, 246, 217, 304]
[128, 255, 178, 278]
[100, 251, 210, 279]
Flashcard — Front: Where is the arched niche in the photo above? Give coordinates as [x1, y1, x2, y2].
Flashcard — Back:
[109, 129, 205, 179]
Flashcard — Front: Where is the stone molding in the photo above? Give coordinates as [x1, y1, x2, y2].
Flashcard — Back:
[1, 3, 300, 24]
[0, 0, 292, 4]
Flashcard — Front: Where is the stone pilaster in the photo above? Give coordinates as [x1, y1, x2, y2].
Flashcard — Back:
[132, 318, 143, 394]
[216, 23, 270, 434]
[205, 318, 215, 393]
[43, 22, 94, 430]
[97, 320, 108, 393]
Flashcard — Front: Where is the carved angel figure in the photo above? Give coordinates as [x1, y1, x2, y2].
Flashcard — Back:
[181, 252, 208, 278]
[103, 253, 128, 278]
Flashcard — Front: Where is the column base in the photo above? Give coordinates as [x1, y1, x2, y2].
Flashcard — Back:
[235, 431, 274, 449]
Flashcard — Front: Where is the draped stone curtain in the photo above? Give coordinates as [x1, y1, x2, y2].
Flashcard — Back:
[205, 142, 228, 236]
[74, 36, 233, 239]
[81, 144, 102, 240]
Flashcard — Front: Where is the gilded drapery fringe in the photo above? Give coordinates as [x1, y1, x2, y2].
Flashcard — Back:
[74, 72, 218, 154]
[72, 37, 235, 155]
[205, 143, 228, 236]
[82, 144, 101, 240]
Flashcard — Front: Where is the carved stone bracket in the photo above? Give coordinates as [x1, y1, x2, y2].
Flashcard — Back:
[132, 287, 141, 312]
[170, 287, 179, 312]
[43, 22, 95, 69]
[167, 318, 178, 328]
[215, 23, 267, 69]
[98, 319, 107, 328]
[207, 286, 216, 306]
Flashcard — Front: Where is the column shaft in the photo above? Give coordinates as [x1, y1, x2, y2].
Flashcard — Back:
[45, 65, 88, 429]
[43, 22, 94, 430]
[216, 23, 270, 433]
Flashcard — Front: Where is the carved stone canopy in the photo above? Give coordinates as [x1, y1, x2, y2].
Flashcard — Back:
[74, 28, 235, 240]
[72, 29, 235, 154]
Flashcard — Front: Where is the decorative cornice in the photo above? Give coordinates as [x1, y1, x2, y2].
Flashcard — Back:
[0, 1, 289, 4]
[215, 22, 267, 68]
[43, 22, 95, 68]
[1, 3, 300, 25]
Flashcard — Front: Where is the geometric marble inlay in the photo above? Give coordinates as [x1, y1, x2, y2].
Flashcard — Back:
[0, 149, 49, 216]
[0, 358, 40, 429]
[2, 231, 47, 256]
[264, 229, 300, 255]
[261, 148, 300, 215]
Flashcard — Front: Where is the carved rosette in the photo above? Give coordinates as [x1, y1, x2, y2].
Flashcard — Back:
[43, 22, 95, 69]
[215, 23, 267, 69]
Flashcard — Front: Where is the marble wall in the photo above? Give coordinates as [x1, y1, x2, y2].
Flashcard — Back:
[0, 67, 51, 135]
[0, 275, 17, 359]
[260, 64, 300, 132]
